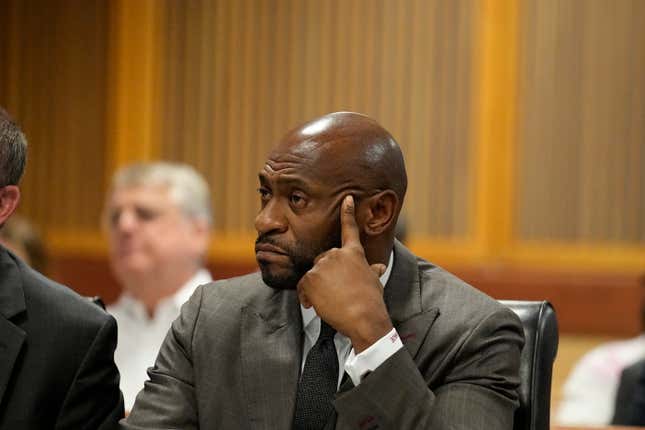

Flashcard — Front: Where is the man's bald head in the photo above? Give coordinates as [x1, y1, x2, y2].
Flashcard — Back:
[256, 112, 408, 287]
[273, 112, 407, 205]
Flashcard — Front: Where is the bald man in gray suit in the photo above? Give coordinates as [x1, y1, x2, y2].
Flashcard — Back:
[123, 112, 524, 430]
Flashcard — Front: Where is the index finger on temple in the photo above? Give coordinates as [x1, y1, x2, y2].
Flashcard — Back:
[341, 195, 361, 248]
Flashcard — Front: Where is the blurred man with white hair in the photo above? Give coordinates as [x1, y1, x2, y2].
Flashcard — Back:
[104, 162, 213, 411]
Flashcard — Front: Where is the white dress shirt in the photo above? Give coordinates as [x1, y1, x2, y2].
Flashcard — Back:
[300, 251, 403, 387]
[556, 334, 645, 425]
[108, 269, 212, 411]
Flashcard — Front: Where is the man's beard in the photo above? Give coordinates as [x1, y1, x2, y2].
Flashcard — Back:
[255, 229, 340, 290]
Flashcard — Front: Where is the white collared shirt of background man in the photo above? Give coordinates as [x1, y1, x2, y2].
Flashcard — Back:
[108, 269, 212, 411]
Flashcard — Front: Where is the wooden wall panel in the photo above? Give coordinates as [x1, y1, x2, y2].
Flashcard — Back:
[2, 0, 642, 254]
[0, 4, 12, 98]
[155, 0, 478, 238]
[517, 0, 645, 243]
[48, 253, 644, 336]
[0, 0, 110, 233]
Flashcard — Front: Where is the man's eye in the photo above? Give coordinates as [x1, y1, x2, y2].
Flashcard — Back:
[109, 210, 121, 227]
[289, 193, 307, 209]
[257, 188, 271, 201]
[135, 207, 156, 221]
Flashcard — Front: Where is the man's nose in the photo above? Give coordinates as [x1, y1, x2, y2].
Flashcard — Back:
[114, 210, 137, 233]
[254, 199, 287, 235]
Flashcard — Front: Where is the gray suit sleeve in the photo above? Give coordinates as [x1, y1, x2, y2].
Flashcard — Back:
[333, 308, 524, 430]
[121, 286, 204, 430]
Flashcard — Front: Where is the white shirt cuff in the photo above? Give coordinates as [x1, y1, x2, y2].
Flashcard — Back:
[344, 328, 404, 386]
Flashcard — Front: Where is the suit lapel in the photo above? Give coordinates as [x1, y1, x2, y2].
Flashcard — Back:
[327, 242, 439, 429]
[238, 242, 438, 429]
[385, 241, 439, 359]
[0, 247, 27, 407]
[240, 287, 302, 429]
[393, 309, 439, 358]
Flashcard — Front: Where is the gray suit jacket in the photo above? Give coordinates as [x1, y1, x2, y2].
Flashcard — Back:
[0, 246, 124, 429]
[123, 241, 524, 429]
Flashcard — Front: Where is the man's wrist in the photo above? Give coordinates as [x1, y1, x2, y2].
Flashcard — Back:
[345, 327, 404, 386]
[349, 318, 394, 353]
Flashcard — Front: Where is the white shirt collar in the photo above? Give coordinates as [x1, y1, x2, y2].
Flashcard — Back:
[117, 268, 212, 320]
[172, 268, 212, 308]
[301, 250, 395, 329]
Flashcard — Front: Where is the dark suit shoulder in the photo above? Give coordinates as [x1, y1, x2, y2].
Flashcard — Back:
[0, 249, 123, 429]
[198, 271, 284, 311]
[186, 272, 298, 344]
[391, 242, 511, 327]
[13, 255, 117, 373]
[418, 258, 515, 324]
[19, 260, 111, 330]
[410, 255, 524, 376]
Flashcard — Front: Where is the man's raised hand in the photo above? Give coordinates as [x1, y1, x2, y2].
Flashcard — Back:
[297, 195, 393, 353]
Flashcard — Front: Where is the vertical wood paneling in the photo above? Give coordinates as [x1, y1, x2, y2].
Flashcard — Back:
[2, 0, 640, 270]
[0, 0, 109, 232]
[518, 0, 645, 244]
[473, 0, 518, 252]
[108, 0, 162, 171]
[0, 4, 12, 102]
[157, 0, 477, 238]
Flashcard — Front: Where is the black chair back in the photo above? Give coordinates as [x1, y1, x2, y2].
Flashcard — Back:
[500, 300, 558, 430]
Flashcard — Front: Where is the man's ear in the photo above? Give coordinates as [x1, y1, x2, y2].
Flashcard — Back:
[0, 185, 20, 226]
[361, 190, 399, 236]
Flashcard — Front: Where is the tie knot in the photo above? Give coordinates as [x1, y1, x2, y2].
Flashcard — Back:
[319, 320, 336, 341]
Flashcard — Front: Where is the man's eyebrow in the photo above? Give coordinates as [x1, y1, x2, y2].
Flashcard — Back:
[257, 172, 314, 191]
